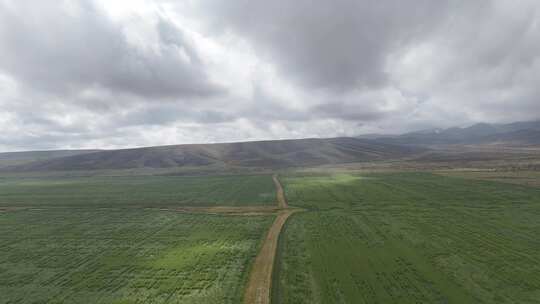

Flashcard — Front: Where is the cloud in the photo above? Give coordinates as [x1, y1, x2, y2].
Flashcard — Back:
[0, 0, 539, 151]
[193, 0, 453, 91]
[0, 0, 222, 99]
[387, 0, 540, 124]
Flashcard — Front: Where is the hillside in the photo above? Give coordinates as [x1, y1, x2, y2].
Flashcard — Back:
[0, 150, 100, 168]
[0, 138, 420, 172]
[3, 120, 538, 173]
[369, 120, 540, 147]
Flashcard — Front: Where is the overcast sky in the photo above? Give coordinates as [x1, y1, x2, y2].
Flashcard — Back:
[1, 0, 539, 151]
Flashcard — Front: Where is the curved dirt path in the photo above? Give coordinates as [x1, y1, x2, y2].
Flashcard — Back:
[273, 174, 288, 208]
[243, 209, 297, 304]
[243, 174, 295, 304]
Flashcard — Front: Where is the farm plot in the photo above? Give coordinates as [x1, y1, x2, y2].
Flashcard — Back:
[0, 174, 276, 208]
[438, 170, 540, 188]
[275, 172, 540, 303]
[0, 208, 274, 304]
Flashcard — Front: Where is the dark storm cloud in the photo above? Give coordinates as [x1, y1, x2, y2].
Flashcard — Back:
[0, 1, 222, 99]
[195, 0, 455, 91]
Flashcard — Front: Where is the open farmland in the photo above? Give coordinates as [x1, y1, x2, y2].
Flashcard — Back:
[0, 173, 281, 303]
[0, 208, 274, 303]
[0, 174, 276, 208]
[1, 0, 539, 301]
[3, 169, 540, 303]
[438, 170, 540, 188]
[275, 172, 540, 303]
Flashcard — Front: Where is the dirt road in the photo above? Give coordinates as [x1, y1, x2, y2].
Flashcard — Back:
[273, 174, 288, 208]
[167, 174, 296, 303]
[243, 174, 297, 304]
[243, 209, 297, 304]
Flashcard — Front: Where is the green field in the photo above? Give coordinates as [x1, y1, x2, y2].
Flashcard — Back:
[0, 174, 275, 207]
[275, 172, 540, 303]
[0, 174, 278, 303]
[3, 171, 540, 303]
[0, 208, 274, 303]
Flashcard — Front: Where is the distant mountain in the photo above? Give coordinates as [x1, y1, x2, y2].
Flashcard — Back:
[369, 120, 540, 146]
[0, 150, 100, 168]
[0, 138, 420, 172]
[480, 129, 540, 145]
[3, 120, 537, 173]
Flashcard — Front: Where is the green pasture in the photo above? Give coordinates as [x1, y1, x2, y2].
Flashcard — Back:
[275, 172, 540, 303]
[0, 174, 275, 207]
[0, 209, 274, 304]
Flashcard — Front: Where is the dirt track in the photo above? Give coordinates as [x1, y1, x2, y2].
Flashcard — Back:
[243, 209, 297, 304]
[273, 174, 288, 208]
[151, 174, 295, 304]
[243, 174, 296, 304]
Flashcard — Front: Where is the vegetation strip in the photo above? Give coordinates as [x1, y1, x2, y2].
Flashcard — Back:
[163, 206, 280, 216]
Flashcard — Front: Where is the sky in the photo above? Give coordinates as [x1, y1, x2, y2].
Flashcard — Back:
[0, 0, 539, 151]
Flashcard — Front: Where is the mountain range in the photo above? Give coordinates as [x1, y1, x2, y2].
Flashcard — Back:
[0, 138, 419, 172]
[1, 120, 538, 172]
[366, 120, 540, 146]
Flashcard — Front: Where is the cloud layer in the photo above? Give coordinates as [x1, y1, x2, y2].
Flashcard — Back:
[0, 0, 539, 151]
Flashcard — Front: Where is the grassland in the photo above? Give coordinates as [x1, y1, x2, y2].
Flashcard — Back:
[3, 170, 540, 303]
[439, 170, 540, 188]
[0, 208, 274, 303]
[0, 173, 279, 303]
[0, 174, 276, 207]
[275, 172, 540, 303]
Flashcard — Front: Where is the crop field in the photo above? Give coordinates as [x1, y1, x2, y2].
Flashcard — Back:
[0, 174, 276, 207]
[439, 170, 540, 188]
[0, 208, 274, 303]
[275, 172, 540, 303]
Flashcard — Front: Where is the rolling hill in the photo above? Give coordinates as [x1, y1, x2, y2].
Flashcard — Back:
[0, 150, 100, 168]
[2, 120, 538, 173]
[0, 138, 420, 172]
